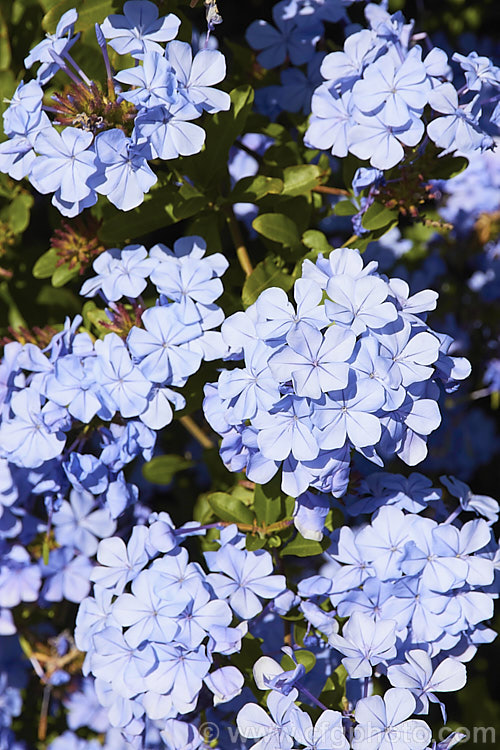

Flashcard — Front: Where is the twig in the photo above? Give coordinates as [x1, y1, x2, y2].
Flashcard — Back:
[313, 185, 350, 196]
[224, 206, 253, 277]
[341, 234, 359, 247]
[180, 415, 216, 450]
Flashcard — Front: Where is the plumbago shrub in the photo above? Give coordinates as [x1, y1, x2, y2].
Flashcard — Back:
[1, 0, 500, 748]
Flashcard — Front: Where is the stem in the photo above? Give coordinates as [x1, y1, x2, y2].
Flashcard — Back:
[313, 185, 350, 197]
[175, 518, 294, 536]
[48, 50, 85, 89]
[225, 206, 253, 277]
[38, 685, 51, 741]
[179, 415, 216, 450]
[296, 682, 329, 711]
[341, 235, 359, 247]
[235, 139, 264, 166]
[63, 51, 92, 87]
[443, 506, 461, 525]
[470, 387, 491, 400]
[94, 23, 115, 101]
[362, 676, 370, 698]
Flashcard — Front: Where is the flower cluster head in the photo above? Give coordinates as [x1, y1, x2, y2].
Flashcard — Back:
[75, 519, 286, 742]
[203, 247, 470, 498]
[233, 468, 499, 750]
[0, 2, 230, 216]
[304, 3, 500, 169]
[0, 236, 227, 521]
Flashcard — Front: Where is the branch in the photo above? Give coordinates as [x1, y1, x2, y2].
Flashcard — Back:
[313, 185, 350, 196]
[180, 415, 216, 450]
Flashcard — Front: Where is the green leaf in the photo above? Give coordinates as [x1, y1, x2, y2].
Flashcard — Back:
[33, 249, 59, 279]
[42, 0, 115, 32]
[207, 492, 255, 525]
[246, 535, 266, 551]
[252, 213, 301, 248]
[334, 200, 357, 216]
[230, 175, 283, 203]
[142, 455, 193, 485]
[282, 532, 330, 557]
[188, 213, 223, 252]
[36, 285, 81, 314]
[0, 70, 15, 122]
[187, 86, 254, 189]
[41, 0, 76, 31]
[51, 262, 80, 288]
[362, 202, 397, 231]
[281, 164, 323, 197]
[282, 649, 316, 674]
[320, 665, 348, 710]
[42, 537, 50, 566]
[99, 181, 208, 244]
[82, 303, 111, 335]
[431, 154, 469, 180]
[8, 192, 33, 234]
[0, 9, 11, 71]
[75, 0, 118, 31]
[231, 633, 264, 676]
[253, 476, 283, 526]
[301, 229, 332, 255]
[263, 142, 303, 170]
[242, 256, 293, 307]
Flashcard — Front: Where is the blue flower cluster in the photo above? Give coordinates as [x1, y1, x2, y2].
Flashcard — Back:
[203, 247, 470, 498]
[433, 138, 500, 235]
[75, 517, 286, 745]
[233, 473, 499, 750]
[0, 2, 230, 215]
[0, 236, 227, 520]
[304, 4, 500, 168]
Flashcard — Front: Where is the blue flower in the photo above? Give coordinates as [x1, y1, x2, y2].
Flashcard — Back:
[0, 388, 66, 469]
[269, 324, 356, 400]
[112, 568, 188, 648]
[387, 649, 467, 719]
[80, 245, 155, 303]
[24, 8, 78, 84]
[94, 333, 152, 419]
[452, 51, 500, 92]
[236, 689, 297, 750]
[90, 526, 150, 594]
[290, 706, 349, 750]
[351, 47, 430, 127]
[127, 306, 202, 386]
[44, 354, 101, 424]
[352, 688, 432, 750]
[314, 377, 385, 451]
[115, 52, 177, 109]
[427, 83, 492, 155]
[52, 489, 116, 557]
[133, 102, 206, 160]
[329, 611, 397, 678]
[246, 1, 322, 69]
[30, 126, 98, 206]
[94, 130, 157, 211]
[101, 1, 181, 57]
[91, 626, 157, 700]
[207, 545, 286, 619]
[166, 41, 231, 114]
[255, 395, 320, 462]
